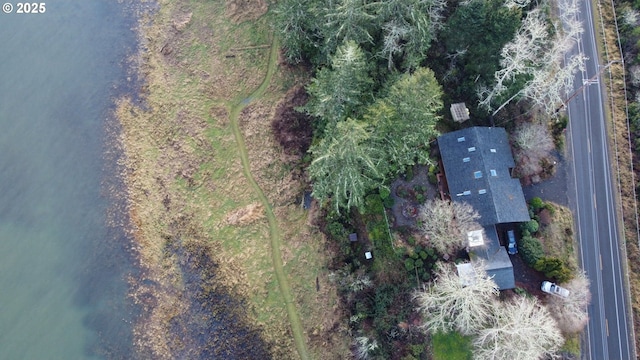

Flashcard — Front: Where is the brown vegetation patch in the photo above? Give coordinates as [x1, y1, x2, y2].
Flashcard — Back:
[539, 203, 577, 272]
[210, 105, 229, 127]
[271, 86, 313, 157]
[225, 0, 268, 23]
[225, 202, 265, 226]
[596, 0, 640, 348]
[240, 100, 304, 206]
[171, 11, 192, 31]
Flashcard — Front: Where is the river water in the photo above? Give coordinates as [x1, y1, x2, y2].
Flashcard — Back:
[0, 2, 139, 359]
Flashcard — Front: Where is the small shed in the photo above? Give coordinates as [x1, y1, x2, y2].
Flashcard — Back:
[450, 102, 470, 122]
[349, 233, 358, 242]
[365, 251, 372, 260]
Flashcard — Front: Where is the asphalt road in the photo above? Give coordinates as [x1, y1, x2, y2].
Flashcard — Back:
[564, 0, 635, 358]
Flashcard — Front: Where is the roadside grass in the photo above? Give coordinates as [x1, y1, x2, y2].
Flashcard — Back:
[538, 203, 578, 273]
[431, 331, 473, 360]
[118, 0, 349, 358]
[592, 0, 640, 351]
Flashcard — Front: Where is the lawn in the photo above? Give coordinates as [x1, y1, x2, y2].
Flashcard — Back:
[431, 331, 473, 360]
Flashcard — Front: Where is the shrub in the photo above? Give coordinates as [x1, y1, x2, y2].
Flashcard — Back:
[428, 172, 438, 185]
[520, 235, 545, 267]
[379, 187, 391, 199]
[405, 258, 415, 271]
[534, 257, 573, 283]
[382, 195, 395, 209]
[543, 202, 556, 215]
[326, 221, 348, 240]
[364, 194, 384, 215]
[522, 219, 540, 234]
[428, 164, 439, 184]
[529, 197, 544, 211]
[405, 166, 415, 181]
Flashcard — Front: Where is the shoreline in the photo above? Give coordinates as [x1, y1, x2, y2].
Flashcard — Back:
[114, 1, 350, 358]
[115, 3, 292, 359]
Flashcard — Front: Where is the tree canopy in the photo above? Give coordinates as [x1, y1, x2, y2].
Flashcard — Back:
[414, 262, 499, 335]
[417, 199, 482, 255]
[273, 0, 443, 70]
[308, 119, 384, 213]
[441, 0, 522, 109]
[304, 41, 373, 131]
[473, 297, 564, 360]
[366, 67, 443, 174]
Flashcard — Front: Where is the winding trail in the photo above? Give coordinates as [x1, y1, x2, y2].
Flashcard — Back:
[228, 37, 310, 360]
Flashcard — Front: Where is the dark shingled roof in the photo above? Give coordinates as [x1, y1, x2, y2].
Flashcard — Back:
[438, 127, 530, 226]
[470, 225, 515, 290]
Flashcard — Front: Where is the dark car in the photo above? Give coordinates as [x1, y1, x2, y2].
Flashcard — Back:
[507, 230, 517, 255]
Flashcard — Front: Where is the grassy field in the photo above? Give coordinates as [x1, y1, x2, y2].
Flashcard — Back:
[116, 0, 350, 358]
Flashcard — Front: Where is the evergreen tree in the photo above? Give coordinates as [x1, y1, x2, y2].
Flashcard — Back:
[304, 41, 373, 131]
[308, 119, 384, 213]
[367, 67, 442, 174]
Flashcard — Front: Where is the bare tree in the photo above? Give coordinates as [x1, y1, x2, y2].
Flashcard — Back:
[546, 272, 591, 334]
[380, 20, 409, 70]
[473, 296, 564, 360]
[478, 0, 586, 116]
[513, 122, 554, 153]
[512, 122, 554, 178]
[417, 199, 482, 255]
[353, 336, 378, 360]
[414, 262, 499, 335]
[503, 0, 532, 9]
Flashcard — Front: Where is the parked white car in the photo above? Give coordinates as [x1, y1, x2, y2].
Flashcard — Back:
[541, 281, 570, 298]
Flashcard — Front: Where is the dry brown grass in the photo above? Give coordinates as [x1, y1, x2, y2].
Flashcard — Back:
[594, 0, 640, 352]
[225, 0, 268, 23]
[116, 0, 349, 358]
[224, 202, 265, 225]
[538, 203, 578, 273]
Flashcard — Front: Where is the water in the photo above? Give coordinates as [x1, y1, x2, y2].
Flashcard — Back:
[0, 2, 139, 359]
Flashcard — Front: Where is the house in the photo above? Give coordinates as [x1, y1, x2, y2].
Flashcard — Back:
[438, 127, 530, 290]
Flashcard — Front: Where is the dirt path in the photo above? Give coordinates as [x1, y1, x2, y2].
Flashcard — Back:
[228, 37, 310, 360]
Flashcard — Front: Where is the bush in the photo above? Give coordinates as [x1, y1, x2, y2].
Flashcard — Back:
[326, 221, 348, 240]
[364, 194, 384, 215]
[382, 195, 395, 209]
[520, 235, 545, 267]
[534, 257, 573, 283]
[405, 258, 415, 271]
[379, 187, 391, 199]
[543, 202, 556, 216]
[428, 164, 439, 185]
[529, 197, 544, 211]
[405, 166, 415, 181]
[522, 219, 540, 234]
[428, 172, 438, 185]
